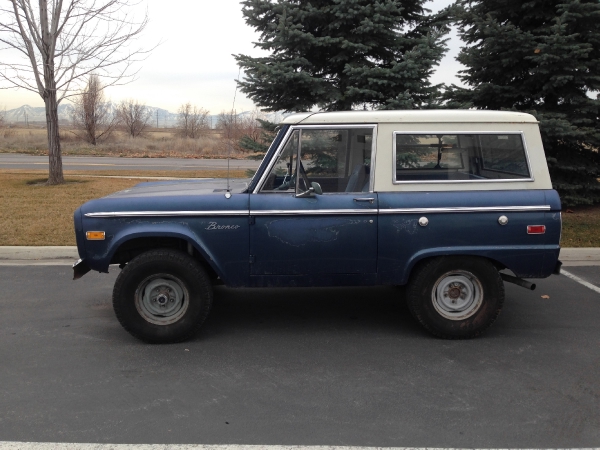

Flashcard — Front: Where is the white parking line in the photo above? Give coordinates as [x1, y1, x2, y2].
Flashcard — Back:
[1, 445, 595, 450]
[561, 269, 600, 294]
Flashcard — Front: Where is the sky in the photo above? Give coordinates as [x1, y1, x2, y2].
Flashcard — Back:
[0, 0, 461, 114]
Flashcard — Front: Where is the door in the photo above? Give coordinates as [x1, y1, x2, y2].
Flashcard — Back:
[249, 126, 378, 276]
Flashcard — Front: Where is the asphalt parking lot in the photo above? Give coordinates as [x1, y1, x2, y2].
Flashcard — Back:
[1, 264, 599, 448]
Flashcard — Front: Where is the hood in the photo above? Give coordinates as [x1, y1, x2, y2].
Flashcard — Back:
[80, 177, 251, 216]
[104, 178, 251, 199]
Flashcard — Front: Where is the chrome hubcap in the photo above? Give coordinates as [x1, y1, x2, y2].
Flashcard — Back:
[432, 270, 483, 320]
[135, 275, 188, 325]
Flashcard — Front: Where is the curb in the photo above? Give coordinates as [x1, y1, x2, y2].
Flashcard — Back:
[556, 248, 600, 266]
[0, 246, 79, 260]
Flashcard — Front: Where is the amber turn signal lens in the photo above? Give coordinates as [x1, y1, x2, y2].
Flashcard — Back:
[86, 231, 105, 240]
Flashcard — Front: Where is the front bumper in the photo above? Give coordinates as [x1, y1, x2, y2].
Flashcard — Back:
[73, 259, 91, 280]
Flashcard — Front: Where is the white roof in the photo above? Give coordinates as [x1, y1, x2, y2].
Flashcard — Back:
[280, 110, 538, 124]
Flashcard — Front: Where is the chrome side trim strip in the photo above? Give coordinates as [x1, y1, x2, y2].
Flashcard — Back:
[85, 205, 550, 218]
[379, 205, 551, 214]
[251, 209, 376, 216]
[85, 211, 249, 218]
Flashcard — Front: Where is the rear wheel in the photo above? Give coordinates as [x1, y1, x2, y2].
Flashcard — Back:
[407, 256, 504, 339]
[113, 249, 213, 343]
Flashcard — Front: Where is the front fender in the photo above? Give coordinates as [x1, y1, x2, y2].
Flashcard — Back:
[84, 220, 248, 286]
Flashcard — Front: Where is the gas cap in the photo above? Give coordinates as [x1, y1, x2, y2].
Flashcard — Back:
[498, 215, 509, 226]
[418, 217, 429, 227]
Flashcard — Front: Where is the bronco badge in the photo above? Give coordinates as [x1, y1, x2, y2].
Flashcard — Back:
[205, 222, 240, 230]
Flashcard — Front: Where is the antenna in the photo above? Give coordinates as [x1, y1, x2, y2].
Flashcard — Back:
[226, 66, 242, 196]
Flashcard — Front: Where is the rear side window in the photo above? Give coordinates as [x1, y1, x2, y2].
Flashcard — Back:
[394, 132, 531, 182]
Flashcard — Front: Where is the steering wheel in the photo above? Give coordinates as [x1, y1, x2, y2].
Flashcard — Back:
[275, 161, 311, 192]
[275, 172, 295, 190]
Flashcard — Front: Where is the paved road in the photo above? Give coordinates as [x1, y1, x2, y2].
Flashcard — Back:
[0, 153, 262, 171]
[1, 265, 599, 447]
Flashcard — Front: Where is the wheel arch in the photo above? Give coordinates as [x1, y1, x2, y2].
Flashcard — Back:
[402, 249, 508, 285]
[108, 231, 222, 282]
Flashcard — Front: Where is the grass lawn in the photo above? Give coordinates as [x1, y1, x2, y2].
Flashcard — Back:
[561, 205, 600, 247]
[1, 170, 598, 246]
[0, 170, 245, 246]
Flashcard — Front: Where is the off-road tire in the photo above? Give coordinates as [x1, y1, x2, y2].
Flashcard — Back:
[113, 249, 213, 343]
[406, 256, 504, 339]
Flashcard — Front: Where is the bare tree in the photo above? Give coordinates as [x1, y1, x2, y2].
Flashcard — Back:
[71, 74, 118, 145]
[177, 103, 209, 139]
[117, 99, 150, 138]
[0, 1, 149, 184]
[216, 109, 270, 153]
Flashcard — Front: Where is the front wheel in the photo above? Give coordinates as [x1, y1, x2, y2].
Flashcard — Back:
[113, 249, 213, 343]
[406, 256, 504, 339]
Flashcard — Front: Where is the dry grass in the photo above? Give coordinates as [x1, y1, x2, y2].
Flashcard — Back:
[0, 170, 245, 246]
[0, 126, 252, 159]
[561, 205, 600, 247]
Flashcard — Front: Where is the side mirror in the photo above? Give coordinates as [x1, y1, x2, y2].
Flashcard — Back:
[296, 182, 323, 198]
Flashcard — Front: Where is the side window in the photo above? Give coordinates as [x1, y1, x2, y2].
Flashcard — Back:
[299, 128, 373, 193]
[478, 134, 529, 177]
[260, 127, 374, 193]
[394, 133, 531, 182]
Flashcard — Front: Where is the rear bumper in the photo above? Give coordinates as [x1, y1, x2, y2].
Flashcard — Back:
[554, 259, 562, 275]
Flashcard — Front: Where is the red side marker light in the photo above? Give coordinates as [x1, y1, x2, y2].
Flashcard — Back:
[527, 225, 546, 234]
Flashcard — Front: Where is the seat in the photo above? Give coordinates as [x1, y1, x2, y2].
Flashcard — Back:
[345, 164, 368, 192]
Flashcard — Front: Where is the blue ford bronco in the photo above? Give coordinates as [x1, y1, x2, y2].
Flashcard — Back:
[73, 110, 562, 343]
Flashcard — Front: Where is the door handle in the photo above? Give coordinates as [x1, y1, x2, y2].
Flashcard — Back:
[354, 198, 375, 204]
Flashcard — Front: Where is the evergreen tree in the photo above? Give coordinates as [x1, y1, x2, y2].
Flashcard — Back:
[235, 0, 450, 112]
[448, 0, 600, 205]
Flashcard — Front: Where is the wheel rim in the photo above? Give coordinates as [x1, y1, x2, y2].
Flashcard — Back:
[431, 270, 483, 321]
[134, 274, 189, 325]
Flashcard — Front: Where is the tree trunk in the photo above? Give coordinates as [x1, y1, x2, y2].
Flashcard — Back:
[39, 0, 64, 185]
[44, 87, 64, 185]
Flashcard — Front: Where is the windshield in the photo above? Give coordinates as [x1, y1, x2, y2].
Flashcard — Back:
[246, 124, 290, 192]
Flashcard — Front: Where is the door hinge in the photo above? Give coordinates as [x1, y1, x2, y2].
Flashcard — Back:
[249, 216, 255, 225]
[249, 255, 255, 264]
